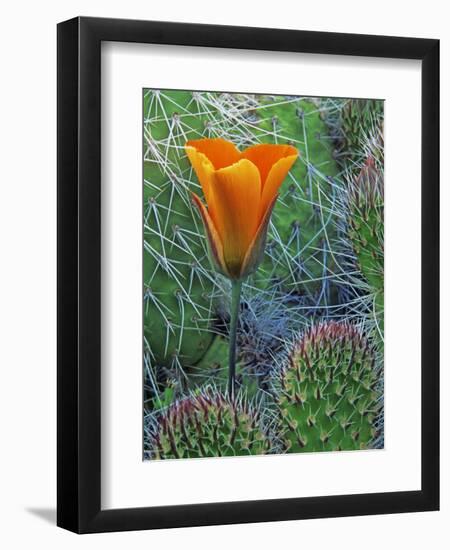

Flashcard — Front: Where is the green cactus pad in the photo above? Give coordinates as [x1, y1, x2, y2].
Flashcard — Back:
[150, 389, 271, 459]
[277, 321, 381, 453]
[347, 157, 384, 332]
[251, 97, 340, 297]
[143, 90, 231, 369]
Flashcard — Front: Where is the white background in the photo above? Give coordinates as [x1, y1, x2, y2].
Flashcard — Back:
[102, 43, 421, 508]
[0, 0, 447, 548]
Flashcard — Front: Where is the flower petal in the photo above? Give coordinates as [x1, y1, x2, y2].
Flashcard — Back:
[240, 193, 278, 278]
[191, 193, 228, 277]
[241, 143, 298, 187]
[185, 146, 216, 210]
[212, 159, 262, 279]
[186, 138, 241, 169]
[260, 152, 298, 219]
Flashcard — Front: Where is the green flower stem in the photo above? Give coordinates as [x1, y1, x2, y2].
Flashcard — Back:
[228, 279, 243, 400]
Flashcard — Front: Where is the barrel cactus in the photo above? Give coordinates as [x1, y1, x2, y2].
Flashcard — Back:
[276, 321, 381, 453]
[149, 388, 272, 459]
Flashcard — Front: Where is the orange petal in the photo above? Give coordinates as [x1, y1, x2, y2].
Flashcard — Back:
[191, 193, 228, 277]
[240, 194, 278, 278]
[212, 159, 262, 279]
[186, 138, 241, 170]
[185, 146, 216, 210]
[241, 143, 298, 187]
[260, 152, 298, 219]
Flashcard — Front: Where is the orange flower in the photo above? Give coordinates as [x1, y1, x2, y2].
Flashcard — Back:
[185, 138, 298, 280]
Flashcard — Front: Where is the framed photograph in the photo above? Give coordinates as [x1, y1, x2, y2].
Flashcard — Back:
[57, 17, 439, 533]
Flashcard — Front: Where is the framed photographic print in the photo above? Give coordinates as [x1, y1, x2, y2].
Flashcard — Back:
[57, 17, 439, 533]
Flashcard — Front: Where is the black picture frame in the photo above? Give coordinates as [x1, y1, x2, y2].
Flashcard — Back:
[57, 16, 439, 534]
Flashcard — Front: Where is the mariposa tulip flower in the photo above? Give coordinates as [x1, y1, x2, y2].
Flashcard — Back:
[185, 138, 298, 280]
[185, 137, 298, 398]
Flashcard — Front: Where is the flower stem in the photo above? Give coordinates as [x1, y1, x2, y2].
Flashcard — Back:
[228, 279, 243, 400]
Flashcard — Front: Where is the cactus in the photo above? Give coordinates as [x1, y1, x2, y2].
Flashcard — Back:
[148, 388, 272, 459]
[347, 157, 384, 293]
[340, 99, 384, 169]
[321, 98, 385, 448]
[322, 98, 384, 175]
[346, 156, 384, 336]
[320, 97, 384, 331]
[188, 334, 230, 388]
[276, 321, 381, 453]
[143, 90, 236, 383]
[251, 97, 340, 302]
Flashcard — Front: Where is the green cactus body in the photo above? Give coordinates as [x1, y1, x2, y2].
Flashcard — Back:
[347, 157, 384, 333]
[277, 321, 380, 453]
[151, 390, 271, 459]
[188, 335, 230, 388]
[251, 98, 340, 297]
[339, 99, 384, 172]
[143, 90, 230, 370]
